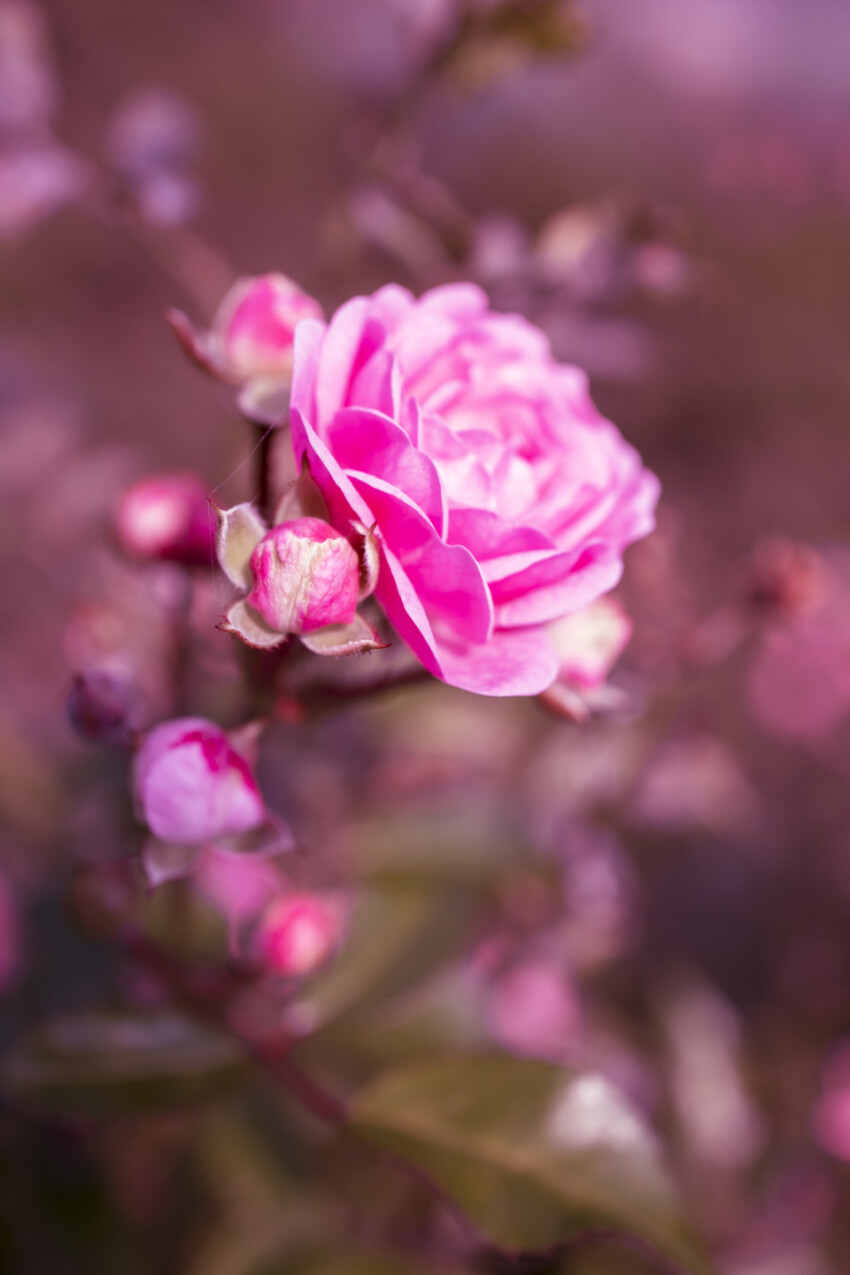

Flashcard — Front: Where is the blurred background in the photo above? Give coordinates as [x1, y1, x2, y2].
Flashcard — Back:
[4, 2, 850, 1273]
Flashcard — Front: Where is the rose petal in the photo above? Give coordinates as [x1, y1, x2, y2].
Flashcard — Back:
[350, 472, 494, 646]
[326, 406, 447, 536]
[435, 625, 559, 697]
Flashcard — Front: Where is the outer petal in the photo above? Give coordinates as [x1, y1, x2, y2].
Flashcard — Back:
[491, 543, 624, 628]
[315, 297, 373, 429]
[435, 625, 560, 697]
[292, 406, 444, 676]
[216, 503, 267, 589]
[447, 507, 553, 564]
[325, 406, 446, 536]
[290, 317, 326, 428]
[221, 599, 286, 649]
[350, 472, 494, 646]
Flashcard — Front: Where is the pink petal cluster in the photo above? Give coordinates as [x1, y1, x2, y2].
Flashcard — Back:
[247, 517, 360, 635]
[289, 283, 659, 696]
[114, 472, 213, 567]
[209, 273, 323, 383]
[133, 717, 265, 844]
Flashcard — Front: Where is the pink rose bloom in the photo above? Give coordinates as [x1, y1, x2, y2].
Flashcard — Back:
[289, 283, 658, 695]
[247, 517, 360, 635]
[133, 717, 265, 844]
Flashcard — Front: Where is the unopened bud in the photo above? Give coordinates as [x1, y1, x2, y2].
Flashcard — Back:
[247, 518, 360, 636]
[114, 472, 213, 567]
[256, 892, 344, 977]
[209, 273, 323, 383]
[133, 717, 265, 845]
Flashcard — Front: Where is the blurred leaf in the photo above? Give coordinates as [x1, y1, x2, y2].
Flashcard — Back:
[139, 877, 229, 964]
[444, 1, 586, 92]
[277, 1255, 451, 1275]
[344, 805, 528, 887]
[350, 1055, 711, 1274]
[188, 1105, 345, 1275]
[286, 881, 481, 1036]
[296, 964, 490, 1081]
[2, 1009, 244, 1115]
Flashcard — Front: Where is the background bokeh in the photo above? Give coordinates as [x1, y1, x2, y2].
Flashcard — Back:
[4, 2, 850, 1273]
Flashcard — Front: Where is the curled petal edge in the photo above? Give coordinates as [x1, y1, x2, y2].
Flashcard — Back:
[299, 613, 391, 657]
[216, 503, 268, 589]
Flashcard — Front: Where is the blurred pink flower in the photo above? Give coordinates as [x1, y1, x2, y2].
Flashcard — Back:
[255, 891, 346, 977]
[170, 273, 322, 391]
[114, 472, 213, 567]
[193, 846, 287, 952]
[289, 283, 659, 696]
[210, 273, 323, 383]
[812, 1040, 850, 1162]
[488, 956, 581, 1061]
[133, 717, 265, 845]
[746, 547, 850, 743]
[541, 596, 633, 720]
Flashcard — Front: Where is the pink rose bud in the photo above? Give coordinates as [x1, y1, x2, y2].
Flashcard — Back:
[256, 892, 344, 977]
[246, 517, 360, 636]
[133, 717, 265, 844]
[114, 472, 213, 567]
[549, 597, 633, 690]
[210, 273, 323, 383]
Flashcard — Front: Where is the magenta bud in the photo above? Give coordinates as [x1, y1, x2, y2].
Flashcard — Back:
[66, 670, 144, 747]
[246, 517, 360, 636]
[209, 273, 323, 383]
[133, 717, 266, 845]
[256, 892, 344, 977]
[114, 472, 213, 567]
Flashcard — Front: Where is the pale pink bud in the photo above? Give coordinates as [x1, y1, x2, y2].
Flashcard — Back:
[246, 517, 360, 636]
[133, 717, 265, 844]
[209, 273, 323, 383]
[549, 597, 633, 690]
[256, 892, 344, 977]
[114, 472, 213, 567]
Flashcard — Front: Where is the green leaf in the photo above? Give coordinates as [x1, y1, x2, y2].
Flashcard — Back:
[350, 1055, 711, 1274]
[2, 1009, 245, 1115]
[285, 881, 480, 1036]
